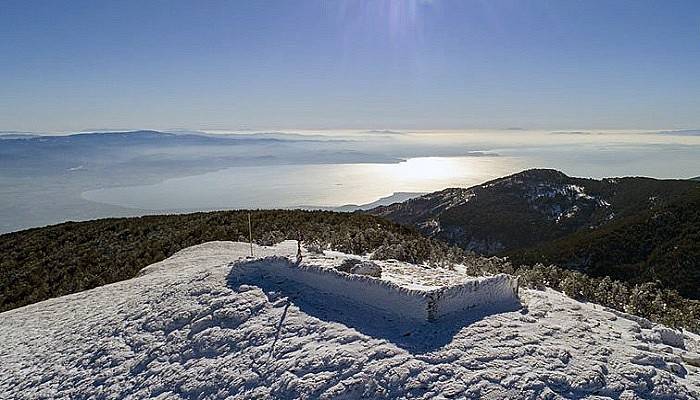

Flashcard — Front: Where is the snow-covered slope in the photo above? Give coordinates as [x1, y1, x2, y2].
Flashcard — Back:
[1, 241, 699, 399]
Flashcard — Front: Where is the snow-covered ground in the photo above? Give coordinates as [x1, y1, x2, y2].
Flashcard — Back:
[230, 251, 519, 322]
[1, 241, 699, 399]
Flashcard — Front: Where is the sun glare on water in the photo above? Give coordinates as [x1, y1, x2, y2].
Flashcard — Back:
[380, 156, 516, 192]
[390, 157, 468, 181]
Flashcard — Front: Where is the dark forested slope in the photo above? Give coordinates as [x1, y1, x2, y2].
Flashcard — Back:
[0, 210, 460, 313]
[368, 169, 700, 299]
[508, 187, 700, 299]
[368, 169, 698, 254]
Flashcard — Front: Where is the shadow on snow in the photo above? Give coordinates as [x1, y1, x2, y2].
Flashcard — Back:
[226, 259, 521, 354]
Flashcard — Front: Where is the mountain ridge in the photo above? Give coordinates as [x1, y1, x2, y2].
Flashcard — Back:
[367, 169, 700, 298]
[368, 169, 698, 253]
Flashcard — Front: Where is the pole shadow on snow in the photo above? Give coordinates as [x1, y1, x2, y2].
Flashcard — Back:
[227, 259, 521, 354]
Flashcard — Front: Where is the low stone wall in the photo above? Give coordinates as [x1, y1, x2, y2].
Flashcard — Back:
[232, 256, 520, 321]
[426, 274, 520, 320]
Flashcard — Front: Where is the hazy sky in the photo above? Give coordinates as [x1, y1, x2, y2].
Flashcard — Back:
[2, 0, 699, 132]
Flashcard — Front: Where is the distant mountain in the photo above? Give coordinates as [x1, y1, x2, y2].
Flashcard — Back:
[334, 192, 425, 212]
[0, 130, 286, 174]
[657, 129, 700, 136]
[367, 169, 698, 254]
[300, 192, 425, 212]
[0, 133, 40, 139]
[1, 129, 288, 145]
[70, 129, 174, 138]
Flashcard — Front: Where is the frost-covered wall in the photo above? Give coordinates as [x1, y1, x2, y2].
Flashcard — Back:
[427, 275, 519, 320]
[232, 256, 519, 321]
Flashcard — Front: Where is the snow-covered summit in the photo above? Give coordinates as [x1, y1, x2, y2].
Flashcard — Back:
[230, 249, 519, 322]
[1, 241, 699, 399]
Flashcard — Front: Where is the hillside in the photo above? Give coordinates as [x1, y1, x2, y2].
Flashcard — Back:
[508, 187, 700, 299]
[368, 169, 699, 254]
[0, 210, 459, 313]
[367, 170, 700, 299]
[2, 241, 699, 399]
[3, 207, 700, 335]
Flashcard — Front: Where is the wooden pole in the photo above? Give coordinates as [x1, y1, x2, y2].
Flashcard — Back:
[296, 231, 303, 265]
[248, 212, 253, 257]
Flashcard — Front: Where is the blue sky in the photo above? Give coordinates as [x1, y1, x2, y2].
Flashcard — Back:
[1, 0, 699, 132]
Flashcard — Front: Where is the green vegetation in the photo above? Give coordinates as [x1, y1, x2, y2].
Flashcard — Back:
[370, 170, 699, 301]
[2, 206, 699, 333]
[0, 210, 457, 313]
[508, 187, 700, 300]
[371, 169, 699, 254]
[462, 262, 700, 333]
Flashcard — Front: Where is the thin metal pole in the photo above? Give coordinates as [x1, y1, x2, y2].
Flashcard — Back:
[248, 212, 253, 257]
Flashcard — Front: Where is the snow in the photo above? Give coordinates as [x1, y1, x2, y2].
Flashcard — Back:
[230, 252, 519, 321]
[417, 218, 441, 235]
[1, 241, 699, 399]
[527, 184, 595, 202]
[522, 183, 611, 223]
[423, 189, 475, 213]
[346, 260, 382, 277]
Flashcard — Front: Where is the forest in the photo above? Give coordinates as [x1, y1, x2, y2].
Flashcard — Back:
[2, 209, 699, 333]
